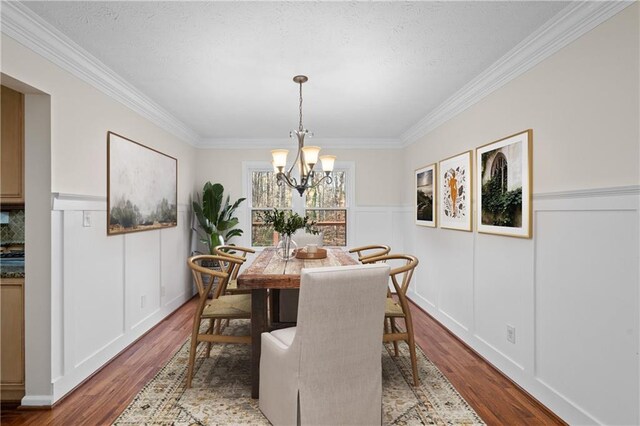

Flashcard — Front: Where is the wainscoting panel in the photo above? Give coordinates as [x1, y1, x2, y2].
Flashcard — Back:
[535, 208, 639, 425]
[63, 210, 125, 369]
[125, 231, 161, 330]
[50, 194, 193, 402]
[473, 233, 532, 370]
[406, 186, 640, 425]
[160, 211, 192, 306]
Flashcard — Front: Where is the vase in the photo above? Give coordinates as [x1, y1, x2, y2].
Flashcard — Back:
[276, 234, 298, 260]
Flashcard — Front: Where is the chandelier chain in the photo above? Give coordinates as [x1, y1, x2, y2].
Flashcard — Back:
[298, 82, 303, 132]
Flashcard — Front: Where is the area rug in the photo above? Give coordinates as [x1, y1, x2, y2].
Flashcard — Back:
[113, 321, 484, 425]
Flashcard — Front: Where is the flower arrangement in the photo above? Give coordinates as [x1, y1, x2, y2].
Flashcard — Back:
[260, 208, 319, 237]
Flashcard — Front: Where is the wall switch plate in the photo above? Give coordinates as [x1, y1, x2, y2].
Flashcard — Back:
[83, 211, 92, 227]
[0, 212, 9, 224]
[161, 286, 166, 297]
[507, 325, 516, 344]
[141, 295, 146, 308]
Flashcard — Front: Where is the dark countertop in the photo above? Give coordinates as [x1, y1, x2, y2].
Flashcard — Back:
[1, 270, 25, 278]
[1, 260, 25, 279]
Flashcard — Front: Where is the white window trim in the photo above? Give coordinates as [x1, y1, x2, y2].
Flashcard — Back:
[242, 160, 355, 249]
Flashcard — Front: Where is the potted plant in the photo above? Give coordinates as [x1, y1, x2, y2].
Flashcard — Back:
[261, 208, 318, 259]
[192, 182, 245, 255]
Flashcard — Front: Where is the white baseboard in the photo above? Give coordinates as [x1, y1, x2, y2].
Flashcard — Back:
[21, 394, 54, 407]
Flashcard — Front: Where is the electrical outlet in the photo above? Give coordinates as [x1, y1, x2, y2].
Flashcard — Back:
[83, 211, 92, 227]
[141, 295, 146, 308]
[507, 325, 516, 344]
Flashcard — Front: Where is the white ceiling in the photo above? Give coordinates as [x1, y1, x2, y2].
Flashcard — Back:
[24, 1, 569, 143]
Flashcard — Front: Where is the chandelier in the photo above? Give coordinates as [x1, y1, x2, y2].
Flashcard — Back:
[271, 75, 336, 196]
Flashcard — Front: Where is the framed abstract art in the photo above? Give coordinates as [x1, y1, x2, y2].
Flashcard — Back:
[415, 163, 436, 227]
[476, 129, 532, 238]
[438, 151, 472, 231]
[107, 131, 178, 235]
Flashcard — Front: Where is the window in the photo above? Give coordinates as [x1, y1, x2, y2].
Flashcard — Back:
[305, 171, 347, 246]
[250, 171, 292, 247]
[491, 153, 508, 193]
[247, 164, 351, 247]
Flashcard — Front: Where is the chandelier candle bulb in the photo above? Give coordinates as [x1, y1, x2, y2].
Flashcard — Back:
[271, 149, 289, 169]
[320, 155, 336, 173]
[301, 146, 321, 167]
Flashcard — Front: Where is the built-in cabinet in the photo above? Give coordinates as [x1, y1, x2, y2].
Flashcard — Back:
[1, 85, 25, 204]
[1, 84, 26, 402]
[0, 278, 25, 401]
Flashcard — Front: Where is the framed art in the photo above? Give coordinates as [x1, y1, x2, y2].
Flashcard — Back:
[438, 151, 472, 231]
[107, 131, 178, 235]
[476, 129, 532, 238]
[415, 163, 436, 227]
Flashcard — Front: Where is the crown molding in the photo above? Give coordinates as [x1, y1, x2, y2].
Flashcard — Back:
[2, 1, 632, 150]
[0, 1, 201, 146]
[195, 137, 403, 150]
[400, 0, 634, 147]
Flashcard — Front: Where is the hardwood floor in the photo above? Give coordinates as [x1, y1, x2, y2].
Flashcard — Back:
[1, 296, 565, 425]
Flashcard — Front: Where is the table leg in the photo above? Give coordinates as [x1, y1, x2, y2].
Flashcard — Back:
[271, 288, 280, 323]
[251, 289, 268, 399]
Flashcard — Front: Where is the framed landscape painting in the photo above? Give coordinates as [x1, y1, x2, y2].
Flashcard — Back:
[476, 129, 532, 238]
[415, 164, 436, 227]
[107, 131, 178, 235]
[438, 151, 472, 231]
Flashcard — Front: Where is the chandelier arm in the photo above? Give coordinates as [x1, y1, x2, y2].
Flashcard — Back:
[307, 173, 333, 189]
[277, 172, 298, 188]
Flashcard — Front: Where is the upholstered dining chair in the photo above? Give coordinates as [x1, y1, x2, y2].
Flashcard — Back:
[213, 245, 256, 294]
[277, 230, 325, 323]
[363, 253, 420, 386]
[186, 254, 250, 388]
[348, 244, 391, 263]
[259, 264, 391, 426]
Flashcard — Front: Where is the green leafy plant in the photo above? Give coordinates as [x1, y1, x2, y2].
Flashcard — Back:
[481, 175, 522, 227]
[192, 182, 246, 254]
[261, 208, 318, 237]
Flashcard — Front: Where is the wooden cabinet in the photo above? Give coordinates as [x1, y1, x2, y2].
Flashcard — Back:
[1, 85, 25, 204]
[1, 278, 25, 402]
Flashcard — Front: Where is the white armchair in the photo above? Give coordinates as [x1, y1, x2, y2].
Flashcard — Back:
[259, 263, 391, 426]
[278, 230, 325, 322]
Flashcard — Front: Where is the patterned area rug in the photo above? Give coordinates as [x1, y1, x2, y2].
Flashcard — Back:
[113, 321, 484, 425]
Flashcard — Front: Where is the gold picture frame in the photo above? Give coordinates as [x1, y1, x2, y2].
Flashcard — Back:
[107, 131, 178, 235]
[475, 129, 532, 238]
[438, 150, 473, 232]
[415, 163, 437, 227]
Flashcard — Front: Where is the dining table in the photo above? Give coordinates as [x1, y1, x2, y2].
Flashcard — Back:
[237, 247, 359, 398]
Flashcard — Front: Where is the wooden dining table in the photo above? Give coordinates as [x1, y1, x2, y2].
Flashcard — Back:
[237, 247, 359, 398]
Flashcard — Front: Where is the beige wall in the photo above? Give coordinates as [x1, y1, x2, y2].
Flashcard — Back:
[1, 35, 197, 203]
[402, 4, 639, 202]
[195, 147, 404, 206]
[399, 6, 639, 424]
[1, 33, 197, 404]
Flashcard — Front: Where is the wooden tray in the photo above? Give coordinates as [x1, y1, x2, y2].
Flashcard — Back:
[295, 248, 327, 260]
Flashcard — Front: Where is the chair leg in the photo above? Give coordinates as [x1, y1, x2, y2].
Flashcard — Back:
[186, 319, 201, 388]
[390, 318, 399, 357]
[405, 317, 419, 387]
[206, 319, 214, 358]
